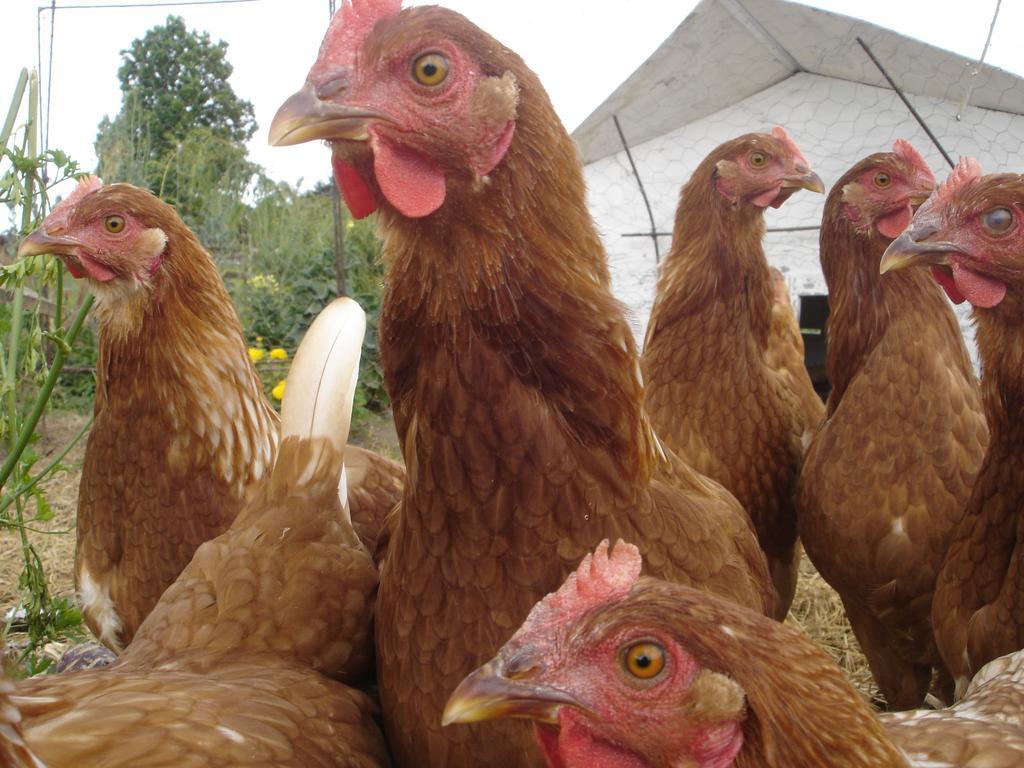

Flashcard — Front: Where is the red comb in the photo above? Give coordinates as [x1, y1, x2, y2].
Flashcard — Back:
[44, 175, 102, 229]
[771, 125, 809, 167]
[892, 139, 934, 184]
[308, 0, 402, 82]
[509, 540, 642, 645]
[914, 156, 981, 224]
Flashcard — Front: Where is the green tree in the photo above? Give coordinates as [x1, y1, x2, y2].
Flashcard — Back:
[95, 16, 257, 228]
[112, 15, 254, 157]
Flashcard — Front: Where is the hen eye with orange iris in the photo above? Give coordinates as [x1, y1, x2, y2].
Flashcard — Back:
[982, 207, 1014, 235]
[104, 215, 126, 234]
[412, 53, 449, 86]
[874, 171, 892, 188]
[749, 152, 768, 168]
[622, 642, 666, 680]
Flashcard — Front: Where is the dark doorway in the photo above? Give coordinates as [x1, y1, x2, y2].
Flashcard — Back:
[798, 294, 830, 401]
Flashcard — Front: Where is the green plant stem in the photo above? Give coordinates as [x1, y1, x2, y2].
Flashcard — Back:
[0, 69, 28, 152]
[0, 294, 95, 496]
[53, 260, 64, 333]
[0, 414, 92, 517]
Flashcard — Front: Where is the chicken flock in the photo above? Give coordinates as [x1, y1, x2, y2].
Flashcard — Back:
[3, 0, 1024, 766]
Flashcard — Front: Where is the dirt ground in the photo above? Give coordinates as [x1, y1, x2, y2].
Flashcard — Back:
[0, 411, 87, 611]
[1, 410, 875, 700]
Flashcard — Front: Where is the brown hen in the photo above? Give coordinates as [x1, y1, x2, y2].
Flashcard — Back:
[270, 2, 773, 766]
[880, 159, 1024, 698]
[798, 142, 987, 709]
[6, 298, 390, 768]
[767, 266, 825, 436]
[18, 180, 403, 650]
[641, 129, 825, 618]
[447, 540, 1024, 768]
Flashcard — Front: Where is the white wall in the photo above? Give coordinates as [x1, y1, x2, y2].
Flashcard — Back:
[582, 71, 1024, 367]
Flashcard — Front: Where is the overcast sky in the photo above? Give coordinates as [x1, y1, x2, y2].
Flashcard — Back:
[2, 0, 1021, 200]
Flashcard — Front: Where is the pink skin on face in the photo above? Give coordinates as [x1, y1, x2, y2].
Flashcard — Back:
[310, 5, 518, 220]
[912, 158, 1011, 309]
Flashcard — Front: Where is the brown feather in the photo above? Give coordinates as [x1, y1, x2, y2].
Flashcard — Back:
[70, 185, 278, 651]
[798, 154, 987, 709]
[930, 174, 1024, 697]
[766, 267, 825, 436]
[642, 135, 818, 618]
[346, 7, 775, 767]
[8, 302, 389, 767]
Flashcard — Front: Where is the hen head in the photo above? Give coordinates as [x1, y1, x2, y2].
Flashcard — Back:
[836, 139, 935, 240]
[269, 0, 519, 219]
[443, 541, 748, 768]
[18, 177, 170, 296]
[881, 157, 1021, 310]
[711, 126, 824, 209]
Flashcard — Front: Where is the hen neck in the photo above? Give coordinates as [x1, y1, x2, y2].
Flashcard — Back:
[659, 186, 773, 350]
[819, 216, 964, 409]
[378, 109, 656, 501]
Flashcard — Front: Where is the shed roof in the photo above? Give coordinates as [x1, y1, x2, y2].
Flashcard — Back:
[573, 0, 1024, 164]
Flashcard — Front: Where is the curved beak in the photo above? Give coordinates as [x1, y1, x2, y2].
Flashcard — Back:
[782, 169, 825, 195]
[18, 228, 82, 259]
[442, 659, 583, 727]
[880, 230, 963, 274]
[268, 82, 392, 147]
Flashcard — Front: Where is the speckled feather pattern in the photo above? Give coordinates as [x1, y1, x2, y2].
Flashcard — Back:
[0, 676, 43, 768]
[766, 268, 825, 437]
[882, 651, 1024, 766]
[797, 160, 987, 709]
[366, 9, 773, 767]
[75, 188, 279, 650]
[10, 435, 388, 767]
[642, 138, 815, 618]
[930, 174, 1024, 693]
[344, 445, 404, 559]
[16, 661, 387, 768]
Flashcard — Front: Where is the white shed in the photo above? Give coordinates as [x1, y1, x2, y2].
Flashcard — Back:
[574, 0, 1024, 365]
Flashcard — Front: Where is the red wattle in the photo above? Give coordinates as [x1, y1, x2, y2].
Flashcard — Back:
[78, 253, 116, 282]
[876, 204, 913, 240]
[64, 259, 86, 280]
[333, 157, 379, 219]
[372, 135, 447, 218]
[930, 266, 965, 304]
[951, 260, 1007, 308]
[750, 185, 783, 208]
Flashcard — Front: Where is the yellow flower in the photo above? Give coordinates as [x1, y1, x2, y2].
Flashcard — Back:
[269, 348, 288, 360]
[248, 347, 266, 362]
[346, 220, 355, 230]
[272, 380, 286, 400]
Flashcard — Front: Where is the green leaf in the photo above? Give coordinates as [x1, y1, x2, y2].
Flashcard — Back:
[33, 492, 53, 522]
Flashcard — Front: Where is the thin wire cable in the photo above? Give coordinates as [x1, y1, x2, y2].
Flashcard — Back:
[36, 9, 43, 149]
[39, 0, 257, 9]
[44, 1, 56, 156]
[956, 0, 1002, 120]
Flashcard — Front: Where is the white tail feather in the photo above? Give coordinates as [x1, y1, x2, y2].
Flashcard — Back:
[280, 297, 366, 451]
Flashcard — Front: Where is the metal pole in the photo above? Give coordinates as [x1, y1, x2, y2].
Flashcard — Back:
[856, 37, 954, 169]
[622, 225, 820, 238]
[612, 114, 660, 264]
[327, 0, 345, 296]
[332, 181, 347, 296]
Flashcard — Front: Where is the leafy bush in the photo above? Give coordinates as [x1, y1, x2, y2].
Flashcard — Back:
[1, 69, 91, 669]
[237, 181, 389, 414]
